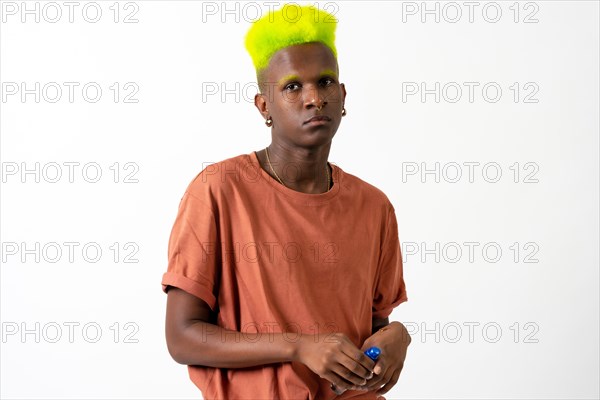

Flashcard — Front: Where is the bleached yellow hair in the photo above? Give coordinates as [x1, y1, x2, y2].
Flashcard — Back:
[244, 4, 338, 74]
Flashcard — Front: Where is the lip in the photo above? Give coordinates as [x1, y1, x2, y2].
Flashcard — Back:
[303, 115, 331, 125]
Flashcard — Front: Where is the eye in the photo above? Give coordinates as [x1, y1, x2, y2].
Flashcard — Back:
[284, 82, 300, 91]
[320, 77, 335, 86]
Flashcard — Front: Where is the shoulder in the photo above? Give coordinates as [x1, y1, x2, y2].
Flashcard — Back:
[336, 165, 395, 213]
[184, 153, 255, 201]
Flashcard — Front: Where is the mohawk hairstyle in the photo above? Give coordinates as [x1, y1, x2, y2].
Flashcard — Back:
[244, 4, 338, 75]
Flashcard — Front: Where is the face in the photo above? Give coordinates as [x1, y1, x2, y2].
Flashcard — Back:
[254, 42, 346, 149]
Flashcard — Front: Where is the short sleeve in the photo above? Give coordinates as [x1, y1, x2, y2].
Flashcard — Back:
[161, 191, 220, 311]
[372, 207, 408, 319]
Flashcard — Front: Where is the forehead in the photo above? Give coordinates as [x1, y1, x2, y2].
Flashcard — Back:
[265, 42, 338, 80]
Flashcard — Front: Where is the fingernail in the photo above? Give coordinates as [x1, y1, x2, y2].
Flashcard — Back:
[367, 372, 374, 379]
[374, 366, 382, 375]
[330, 384, 343, 395]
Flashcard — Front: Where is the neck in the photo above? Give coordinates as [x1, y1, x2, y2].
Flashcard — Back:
[262, 142, 332, 194]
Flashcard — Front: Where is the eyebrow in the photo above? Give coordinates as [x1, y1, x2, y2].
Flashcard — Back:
[278, 74, 299, 86]
[277, 69, 339, 86]
[319, 69, 338, 79]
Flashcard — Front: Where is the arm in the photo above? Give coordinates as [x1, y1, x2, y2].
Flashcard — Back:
[165, 286, 295, 367]
[359, 207, 410, 394]
[372, 316, 390, 334]
[164, 287, 376, 391]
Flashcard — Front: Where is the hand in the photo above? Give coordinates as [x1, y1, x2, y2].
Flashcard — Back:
[295, 332, 376, 392]
[359, 322, 411, 396]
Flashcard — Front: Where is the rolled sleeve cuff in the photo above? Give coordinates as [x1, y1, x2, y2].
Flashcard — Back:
[161, 272, 217, 311]
[372, 293, 408, 319]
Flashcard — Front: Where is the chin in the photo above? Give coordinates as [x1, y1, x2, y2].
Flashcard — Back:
[297, 127, 337, 147]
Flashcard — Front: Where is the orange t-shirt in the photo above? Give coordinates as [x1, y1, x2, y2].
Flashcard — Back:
[161, 152, 408, 400]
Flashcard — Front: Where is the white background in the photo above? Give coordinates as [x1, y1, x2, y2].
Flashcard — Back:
[1, 1, 598, 399]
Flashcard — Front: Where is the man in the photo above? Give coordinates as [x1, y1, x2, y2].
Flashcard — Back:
[162, 4, 410, 399]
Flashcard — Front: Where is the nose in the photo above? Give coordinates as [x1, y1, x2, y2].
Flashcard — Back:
[304, 86, 327, 110]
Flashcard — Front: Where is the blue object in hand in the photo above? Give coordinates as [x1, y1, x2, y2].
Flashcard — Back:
[364, 346, 381, 361]
[330, 346, 382, 395]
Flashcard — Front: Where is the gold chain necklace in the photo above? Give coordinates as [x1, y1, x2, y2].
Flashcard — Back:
[265, 147, 331, 192]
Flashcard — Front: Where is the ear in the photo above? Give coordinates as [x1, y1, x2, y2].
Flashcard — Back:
[340, 83, 347, 106]
[254, 92, 269, 119]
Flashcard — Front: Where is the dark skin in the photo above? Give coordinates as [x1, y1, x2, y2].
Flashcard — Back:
[253, 42, 344, 194]
[165, 42, 410, 396]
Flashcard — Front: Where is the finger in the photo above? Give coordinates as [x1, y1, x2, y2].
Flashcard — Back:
[330, 383, 367, 397]
[378, 366, 396, 389]
[372, 358, 385, 376]
[363, 370, 387, 390]
[331, 361, 369, 387]
[363, 360, 388, 391]
[338, 351, 374, 381]
[330, 383, 345, 396]
[341, 346, 376, 375]
[377, 368, 401, 395]
[324, 371, 356, 393]
[364, 358, 386, 389]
